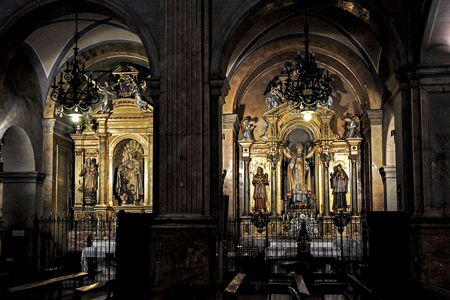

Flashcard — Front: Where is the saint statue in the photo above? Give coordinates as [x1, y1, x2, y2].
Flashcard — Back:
[78, 158, 98, 205]
[331, 164, 349, 211]
[286, 144, 313, 202]
[115, 151, 144, 204]
[132, 79, 152, 112]
[252, 166, 269, 212]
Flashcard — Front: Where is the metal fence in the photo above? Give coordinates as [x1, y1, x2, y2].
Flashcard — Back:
[223, 213, 368, 285]
[35, 216, 117, 284]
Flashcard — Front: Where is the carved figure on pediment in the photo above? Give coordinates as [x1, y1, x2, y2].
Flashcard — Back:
[240, 116, 259, 141]
[343, 114, 360, 138]
[98, 82, 113, 113]
[264, 76, 283, 110]
[131, 78, 152, 112]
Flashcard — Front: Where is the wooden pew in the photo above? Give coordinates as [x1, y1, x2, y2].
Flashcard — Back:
[149, 271, 198, 299]
[73, 279, 115, 300]
[345, 274, 381, 300]
[5, 272, 87, 300]
[223, 273, 246, 300]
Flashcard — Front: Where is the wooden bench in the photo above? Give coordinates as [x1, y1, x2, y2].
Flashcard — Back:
[345, 274, 381, 300]
[149, 271, 198, 299]
[73, 279, 115, 300]
[6, 272, 87, 300]
[223, 273, 246, 300]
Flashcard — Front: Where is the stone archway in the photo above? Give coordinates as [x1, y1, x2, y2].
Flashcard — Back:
[0, 126, 45, 271]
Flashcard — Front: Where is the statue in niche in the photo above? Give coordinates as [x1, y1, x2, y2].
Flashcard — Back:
[252, 166, 269, 212]
[344, 114, 361, 138]
[285, 143, 313, 203]
[240, 116, 259, 141]
[78, 158, 98, 205]
[98, 82, 113, 113]
[331, 164, 349, 211]
[115, 150, 144, 205]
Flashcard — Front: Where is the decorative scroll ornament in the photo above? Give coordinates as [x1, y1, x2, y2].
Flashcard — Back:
[112, 64, 152, 112]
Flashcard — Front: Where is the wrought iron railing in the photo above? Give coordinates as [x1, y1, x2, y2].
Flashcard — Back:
[35, 216, 117, 284]
[223, 214, 368, 284]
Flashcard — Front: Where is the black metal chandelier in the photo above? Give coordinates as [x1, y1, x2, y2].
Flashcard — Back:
[50, 12, 99, 117]
[279, 15, 333, 113]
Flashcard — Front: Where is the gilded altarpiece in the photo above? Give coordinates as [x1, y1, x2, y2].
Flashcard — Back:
[239, 103, 362, 218]
[72, 98, 153, 219]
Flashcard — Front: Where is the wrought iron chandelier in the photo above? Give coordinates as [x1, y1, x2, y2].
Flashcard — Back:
[277, 15, 333, 114]
[50, 12, 99, 118]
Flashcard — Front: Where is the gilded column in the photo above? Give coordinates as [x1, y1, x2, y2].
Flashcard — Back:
[97, 132, 108, 206]
[239, 141, 252, 216]
[276, 155, 283, 215]
[322, 155, 331, 216]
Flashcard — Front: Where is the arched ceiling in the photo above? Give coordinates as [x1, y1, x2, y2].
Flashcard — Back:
[421, 0, 450, 64]
[24, 13, 143, 78]
[222, 1, 395, 116]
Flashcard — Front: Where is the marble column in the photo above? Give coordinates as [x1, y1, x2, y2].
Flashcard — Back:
[361, 110, 384, 211]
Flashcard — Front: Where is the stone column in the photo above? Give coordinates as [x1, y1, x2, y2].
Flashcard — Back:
[379, 166, 397, 211]
[361, 110, 384, 211]
[222, 114, 239, 219]
[147, 0, 219, 287]
[42, 119, 56, 217]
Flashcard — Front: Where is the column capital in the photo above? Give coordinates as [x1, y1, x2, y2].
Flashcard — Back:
[379, 166, 397, 180]
[222, 114, 239, 133]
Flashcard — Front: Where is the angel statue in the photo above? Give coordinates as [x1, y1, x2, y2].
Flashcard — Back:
[285, 143, 314, 203]
[343, 114, 361, 138]
[98, 82, 113, 113]
[240, 116, 259, 141]
[264, 76, 283, 110]
[132, 78, 152, 112]
[82, 107, 95, 131]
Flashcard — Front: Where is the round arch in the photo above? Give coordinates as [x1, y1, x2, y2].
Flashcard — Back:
[0, 0, 160, 90]
[2, 126, 35, 172]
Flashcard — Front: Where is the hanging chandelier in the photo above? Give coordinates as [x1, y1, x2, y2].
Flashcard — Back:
[50, 12, 99, 118]
[267, 15, 333, 117]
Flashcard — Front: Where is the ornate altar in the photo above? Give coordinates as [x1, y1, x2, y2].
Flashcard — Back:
[72, 65, 153, 220]
[238, 103, 362, 218]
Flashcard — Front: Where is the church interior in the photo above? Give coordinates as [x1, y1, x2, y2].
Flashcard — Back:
[0, 0, 449, 299]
